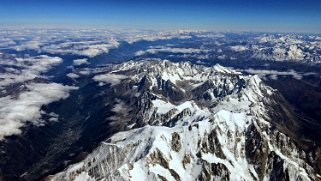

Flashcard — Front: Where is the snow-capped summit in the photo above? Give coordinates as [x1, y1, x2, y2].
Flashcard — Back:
[50, 60, 321, 181]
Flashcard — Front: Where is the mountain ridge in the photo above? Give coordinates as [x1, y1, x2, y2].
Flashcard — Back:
[49, 60, 321, 181]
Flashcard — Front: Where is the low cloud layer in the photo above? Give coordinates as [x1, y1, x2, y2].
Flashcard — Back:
[42, 40, 120, 57]
[0, 29, 122, 57]
[135, 46, 207, 56]
[67, 73, 80, 79]
[238, 68, 303, 80]
[0, 54, 63, 88]
[73, 58, 89, 66]
[93, 73, 128, 86]
[0, 83, 77, 140]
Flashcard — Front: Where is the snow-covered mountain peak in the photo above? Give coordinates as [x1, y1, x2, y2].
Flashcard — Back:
[51, 60, 321, 181]
[108, 60, 241, 82]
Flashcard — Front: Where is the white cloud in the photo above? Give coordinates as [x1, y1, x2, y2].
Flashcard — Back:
[41, 39, 120, 58]
[217, 55, 227, 60]
[67, 73, 80, 79]
[230, 45, 248, 52]
[0, 83, 78, 140]
[12, 40, 43, 51]
[135, 50, 146, 56]
[0, 29, 121, 57]
[73, 58, 89, 66]
[0, 38, 16, 48]
[135, 46, 207, 56]
[93, 73, 128, 86]
[0, 55, 63, 88]
[238, 68, 303, 80]
[123, 30, 195, 44]
[78, 68, 91, 75]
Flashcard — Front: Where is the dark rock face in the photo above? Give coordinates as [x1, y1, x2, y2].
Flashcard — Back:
[309, 147, 321, 175]
[267, 151, 290, 181]
[157, 79, 185, 102]
[204, 129, 226, 159]
[182, 153, 191, 169]
[171, 132, 181, 152]
[150, 148, 169, 169]
[198, 161, 230, 181]
[245, 123, 269, 180]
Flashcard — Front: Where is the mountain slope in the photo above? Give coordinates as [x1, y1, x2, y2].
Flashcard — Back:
[50, 60, 321, 181]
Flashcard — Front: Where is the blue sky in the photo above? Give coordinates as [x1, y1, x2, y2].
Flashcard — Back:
[0, 0, 320, 33]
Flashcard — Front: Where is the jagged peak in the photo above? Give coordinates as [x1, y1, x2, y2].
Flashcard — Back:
[110, 59, 240, 77]
[94, 60, 244, 92]
[51, 60, 319, 181]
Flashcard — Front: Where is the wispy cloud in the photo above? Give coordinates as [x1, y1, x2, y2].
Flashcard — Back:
[135, 46, 208, 56]
[73, 58, 89, 66]
[93, 73, 128, 86]
[237, 68, 303, 80]
[0, 83, 77, 140]
[0, 55, 63, 88]
[67, 73, 80, 79]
